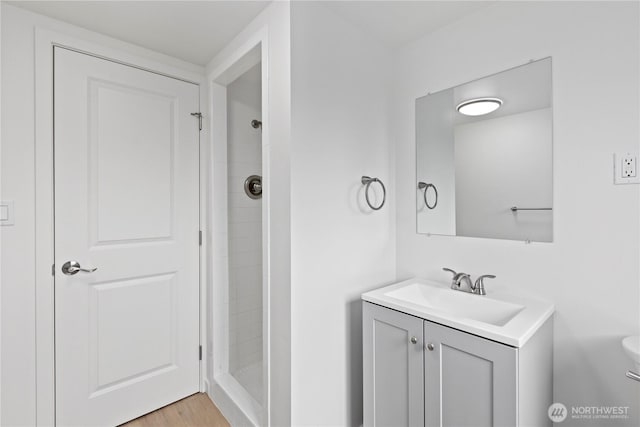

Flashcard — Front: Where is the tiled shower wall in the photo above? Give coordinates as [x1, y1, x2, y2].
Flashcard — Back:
[227, 64, 262, 379]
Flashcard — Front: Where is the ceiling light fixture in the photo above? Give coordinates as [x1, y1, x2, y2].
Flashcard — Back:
[456, 97, 503, 116]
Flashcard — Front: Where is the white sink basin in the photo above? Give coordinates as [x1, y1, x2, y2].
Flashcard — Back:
[385, 282, 524, 326]
[362, 278, 554, 347]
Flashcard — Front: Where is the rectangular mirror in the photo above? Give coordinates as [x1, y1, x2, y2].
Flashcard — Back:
[416, 57, 553, 242]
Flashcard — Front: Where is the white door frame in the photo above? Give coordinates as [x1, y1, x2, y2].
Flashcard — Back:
[34, 28, 208, 425]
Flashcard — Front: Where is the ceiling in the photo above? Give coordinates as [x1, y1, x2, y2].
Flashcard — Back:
[323, 1, 495, 48]
[7, 1, 271, 65]
[8, 1, 494, 66]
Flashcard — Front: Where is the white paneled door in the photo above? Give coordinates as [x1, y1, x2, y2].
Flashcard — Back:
[54, 47, 200, 426]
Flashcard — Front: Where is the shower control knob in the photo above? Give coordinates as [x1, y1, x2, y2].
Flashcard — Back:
[244, 175, 262, 200]
[426, 343, 435, 351]
[410, 336, 418, 344]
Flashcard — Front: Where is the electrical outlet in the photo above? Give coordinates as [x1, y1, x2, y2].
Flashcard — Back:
[614, 152, 640, 184]
[622, 155, 636, 177]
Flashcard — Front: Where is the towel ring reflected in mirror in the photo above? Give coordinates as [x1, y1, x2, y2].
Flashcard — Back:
[418, 182, 438, 209]
[361, 176, 386, 211]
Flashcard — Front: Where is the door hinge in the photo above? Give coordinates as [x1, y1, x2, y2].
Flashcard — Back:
[199, 345, 203, 361]
[199, 230, 202, 246]
[51, 264, 55, 276]
[191, 112, 203, 131]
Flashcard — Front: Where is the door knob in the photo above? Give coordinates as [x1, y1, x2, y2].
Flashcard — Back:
[62, 260, 97, 275]
[426, 343, 435, 351]
[410, 336, 418, 344]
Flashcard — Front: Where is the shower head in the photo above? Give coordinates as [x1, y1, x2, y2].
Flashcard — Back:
[251, 119, 262, 129]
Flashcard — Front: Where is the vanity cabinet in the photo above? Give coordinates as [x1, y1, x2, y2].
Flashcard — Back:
[363, 302, 552, 427]
[423, 319, 516, 426]
[362, 302, 424, 427]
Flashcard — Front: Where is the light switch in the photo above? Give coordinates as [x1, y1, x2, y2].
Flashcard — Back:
[0, 201, 14, 226]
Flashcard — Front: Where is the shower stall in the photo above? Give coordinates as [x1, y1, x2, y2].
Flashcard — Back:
[226, 63, 263, 404]
[208, 46, 267, 425]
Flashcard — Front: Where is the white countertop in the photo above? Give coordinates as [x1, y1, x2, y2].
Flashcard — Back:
[362, 277, 554, 348]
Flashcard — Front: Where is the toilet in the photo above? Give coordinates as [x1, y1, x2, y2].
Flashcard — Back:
[622, 336, 640, 374]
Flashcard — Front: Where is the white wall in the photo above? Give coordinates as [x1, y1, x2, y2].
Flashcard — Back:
[393, 2, 639, 426]
[290, 3, 396, 425]
[0, 3, 3, 423]
[455, 108, 553, 242]
[0, 5, 205, 425]
[1, 6, 36, 424]
[226, 64, 263, 390]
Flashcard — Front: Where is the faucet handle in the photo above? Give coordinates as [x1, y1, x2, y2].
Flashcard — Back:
[474, 274, 496, 295]
[442, 267, 457, 278]
[444, 268, 469, 290]
[445, 268, 469, 281]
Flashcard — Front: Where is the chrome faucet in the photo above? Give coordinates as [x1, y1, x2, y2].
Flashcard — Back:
[443, 268, 495, 296]
[449, 270, 474, 292]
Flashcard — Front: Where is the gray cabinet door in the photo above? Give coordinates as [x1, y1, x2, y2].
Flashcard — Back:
[424, 321, 517, 427]
[363, 302, 424, 427]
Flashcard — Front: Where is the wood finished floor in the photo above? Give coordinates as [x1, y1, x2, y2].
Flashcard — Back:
[120, 393, 230, 427]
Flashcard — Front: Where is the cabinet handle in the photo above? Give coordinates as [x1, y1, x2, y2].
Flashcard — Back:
[426, 343, 435, 351]
[410, 336, 418, 344]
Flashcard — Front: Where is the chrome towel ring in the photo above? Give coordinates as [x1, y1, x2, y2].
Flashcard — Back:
[418, 182, 438, 209]
[361, 176, 386, 211]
